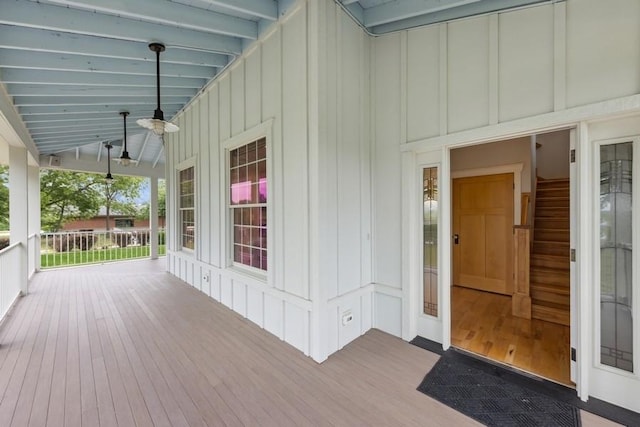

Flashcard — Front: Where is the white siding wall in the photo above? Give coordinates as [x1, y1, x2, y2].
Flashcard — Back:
[165, 0, 371, 360]
[320, 1, 373, 356]
[166, 2, 313, 356]
[374, 0, 640, 337]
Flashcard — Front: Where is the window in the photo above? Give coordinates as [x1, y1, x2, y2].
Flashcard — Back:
[229, 137, 267, 271]
[179, 166, 195, 250]
[115, 218, 134, 228]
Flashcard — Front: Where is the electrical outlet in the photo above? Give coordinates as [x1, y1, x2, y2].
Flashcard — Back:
[341, 311, 353, 326]
[203, 274, 210, 283]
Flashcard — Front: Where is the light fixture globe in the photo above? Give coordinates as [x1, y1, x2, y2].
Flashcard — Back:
[119, 111, 132, 166]
[137, 42, 179, 136]
[136, 117, 179, 136]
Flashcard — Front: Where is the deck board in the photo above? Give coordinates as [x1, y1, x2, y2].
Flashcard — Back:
[0, 259, 618, 426]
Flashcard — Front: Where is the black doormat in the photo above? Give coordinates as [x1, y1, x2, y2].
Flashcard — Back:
[417, 349, 581, 426]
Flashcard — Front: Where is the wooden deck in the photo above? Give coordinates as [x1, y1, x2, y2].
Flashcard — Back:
[0, 259, 617, 426]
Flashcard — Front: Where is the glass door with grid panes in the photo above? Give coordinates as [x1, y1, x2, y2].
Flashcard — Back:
[590, 137, 640, 412]
[416, 150, 443, 342]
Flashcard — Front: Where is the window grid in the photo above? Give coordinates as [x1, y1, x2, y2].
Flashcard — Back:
[179, 166, 195, 250]
[230, 138, 267, 271]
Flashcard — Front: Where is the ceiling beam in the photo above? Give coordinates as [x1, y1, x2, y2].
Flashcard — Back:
[13, 95, 191, 106]
[96, 141, 102, 162]
[0, 50, 218, 78]
[24, 112, 169, 123]
[39, 153, 165, 178]
[39, 0, 257, 39]
[30, 124, 145, 138]
[135, 132, 152, 167]
[0, 83, 39, 160]
[0, 0, 242, 55]
[364, 0, 481, 27]
[25, 117, 152, 130]
[369, 0, 549, 33]
[18, 103, 184, 116]
[36, 138, 123, 148]
[199, 0, 278, 21]
[34, 129, 130, 141]
[0, 25, 232, 68]
[27, 122, 157, 135]
[2, 69, 206, 89]
[153, 144, 164, 169]
[6, 84, 197, 98]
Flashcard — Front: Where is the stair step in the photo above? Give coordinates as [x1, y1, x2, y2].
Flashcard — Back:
[532, 303, 570, 326]
[532, 241, 569, 257]
[531, 281, 570, 295]
[535, 207, 569, 218]
[531, 267, 570, 286]
[534, 228, 569, 242]
[537, 178, 570, 189]
[534, 218, 569, 230]
[531, 254, 569, 269]
[531, 288, 570, 306]
[536, 197, 570, 208]
[535, 187, 569, 198]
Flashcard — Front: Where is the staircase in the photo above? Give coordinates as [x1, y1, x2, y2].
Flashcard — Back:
[530, 178, 570, 325]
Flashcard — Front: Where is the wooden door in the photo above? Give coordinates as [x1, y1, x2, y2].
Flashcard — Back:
[453, 173, 514, 295]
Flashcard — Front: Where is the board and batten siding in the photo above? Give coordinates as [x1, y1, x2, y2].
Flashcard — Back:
[321, 0, 373, 356]
[373, 0, 640, 336]
[165, 0, 373, 361]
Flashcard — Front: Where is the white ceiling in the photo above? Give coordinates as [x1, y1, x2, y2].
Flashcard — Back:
[339, 0, 551, 33]
[0, 0, 551, 173]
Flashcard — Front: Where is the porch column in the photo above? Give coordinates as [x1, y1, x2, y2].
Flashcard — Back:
[9, 146, 28, 295]
[28, 165, 41, 272]
[150, 177, 159, 260]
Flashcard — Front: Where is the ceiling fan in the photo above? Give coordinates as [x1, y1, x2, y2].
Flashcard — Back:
[137, 42, 179, 136]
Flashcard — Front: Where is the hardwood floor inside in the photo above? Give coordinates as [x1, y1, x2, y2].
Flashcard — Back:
[451, 285, 573, 386]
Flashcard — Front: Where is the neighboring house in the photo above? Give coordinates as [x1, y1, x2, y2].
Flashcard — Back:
[61, 207, 165, 231]
[163, 0, 640, 414]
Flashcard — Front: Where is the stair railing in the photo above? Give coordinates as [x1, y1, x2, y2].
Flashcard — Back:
[512, 225, 532, 319]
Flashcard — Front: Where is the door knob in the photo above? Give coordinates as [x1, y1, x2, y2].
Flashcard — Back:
[453, 234, 459, 244]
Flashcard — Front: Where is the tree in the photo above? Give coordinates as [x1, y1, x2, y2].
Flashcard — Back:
[100, 176, 145, 230]
[40, 170, 145, 232]
[0, 165, 8, 230]
[137, 179, 166, 227]
[40, 170, 103, 232]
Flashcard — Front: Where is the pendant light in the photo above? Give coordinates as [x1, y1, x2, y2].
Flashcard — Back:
[119, 111, 132, 166]
[105, 143, 114, 183]
[137, 43, 179, 136]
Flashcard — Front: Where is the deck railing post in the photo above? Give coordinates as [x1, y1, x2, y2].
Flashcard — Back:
[9, 146, 29, 295]
[150, 177, 159, 260]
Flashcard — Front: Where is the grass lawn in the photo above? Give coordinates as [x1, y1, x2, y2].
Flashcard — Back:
[41, 245, 166, 268]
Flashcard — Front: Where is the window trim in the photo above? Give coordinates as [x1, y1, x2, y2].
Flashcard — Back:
[176, 156, 197, 253]
[223, 120, 274, 283]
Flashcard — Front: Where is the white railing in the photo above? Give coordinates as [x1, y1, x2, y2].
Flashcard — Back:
[28, 233, 39, 278]
[40, 228, 166, 269]
[0, 242, 22, 322]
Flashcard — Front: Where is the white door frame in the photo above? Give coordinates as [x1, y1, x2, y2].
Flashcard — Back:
[404, 125, 583, 396]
